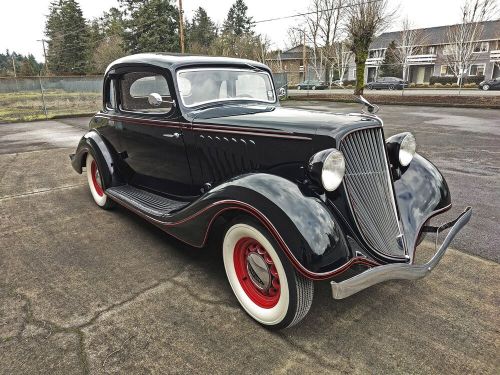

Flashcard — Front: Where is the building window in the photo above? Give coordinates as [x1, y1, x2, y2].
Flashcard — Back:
[473, 41, 489, 53]
[427, 46, 436, 54]
[469, 64, 485, 76]
[440, 65, 454, 76]
[442, 45, 453, 55]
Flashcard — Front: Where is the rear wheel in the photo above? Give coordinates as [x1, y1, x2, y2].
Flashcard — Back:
[223, 219, 313, 329]
[367, 84, 373, 90]
[312, 85, 316, 90]
[482, 84, 490, 91]
[86, 153, 113, 209]
[388, 84, 395, 90]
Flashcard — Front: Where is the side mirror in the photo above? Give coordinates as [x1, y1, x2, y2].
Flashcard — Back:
[148, 92, 163, 107]
[277, 87, 287, 98]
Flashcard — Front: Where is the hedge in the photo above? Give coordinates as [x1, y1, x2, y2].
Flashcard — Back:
[429, 75, 484, 85]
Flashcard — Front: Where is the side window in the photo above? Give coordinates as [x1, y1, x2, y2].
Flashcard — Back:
[107, 79, 116, 109]
[119, 71, 172, 113]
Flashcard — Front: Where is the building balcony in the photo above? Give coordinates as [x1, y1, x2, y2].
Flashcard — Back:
[406, 54, 437, 64]
[490, 50, 500, 62]
[366, 57, 383, 66]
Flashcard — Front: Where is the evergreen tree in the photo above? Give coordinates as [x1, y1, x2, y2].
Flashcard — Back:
[87, 7, 126, 73]
[45, 0, 89, 74]
[186, 7, 217, 53]
[379, 40, 402, 78]
[119, 0, 180, 53]
[222, 0, 253, 36]
[0, 51, 42, 77]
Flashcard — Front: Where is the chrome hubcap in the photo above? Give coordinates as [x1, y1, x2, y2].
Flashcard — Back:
[246, 252, 271, 291]
[94, 169, 102, 187]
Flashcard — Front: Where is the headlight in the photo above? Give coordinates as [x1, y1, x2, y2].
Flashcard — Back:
[399, 133, 416, 166]
[308, 149, 345, 191]
[386, 132, 417, 168]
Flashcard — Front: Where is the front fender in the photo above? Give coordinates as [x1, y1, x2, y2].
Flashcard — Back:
[394, 153, 452, 261]
[164, 174, 358, 278]
[71, 130, 123, 189]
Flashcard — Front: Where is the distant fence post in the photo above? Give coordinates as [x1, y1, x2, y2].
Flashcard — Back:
[38, 75, 48, 120]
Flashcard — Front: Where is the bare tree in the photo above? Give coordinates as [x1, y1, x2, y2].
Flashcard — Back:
[395, 17, 428, 81]
[331, 40, 352, 84]
[306, 0, 345, 85]
[444, 0, 497, 86]
[345, 0, 394, 94]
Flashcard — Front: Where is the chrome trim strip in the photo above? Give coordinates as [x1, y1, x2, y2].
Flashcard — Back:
[330, 207, 472, 299]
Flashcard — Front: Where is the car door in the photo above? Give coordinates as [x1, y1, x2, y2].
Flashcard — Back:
[114, 68, 195, 197]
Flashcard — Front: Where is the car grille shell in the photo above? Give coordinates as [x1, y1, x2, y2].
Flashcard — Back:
[340, 127, 406, 258]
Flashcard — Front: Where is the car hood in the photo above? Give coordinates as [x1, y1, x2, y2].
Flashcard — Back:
[189, 104, 382, 138]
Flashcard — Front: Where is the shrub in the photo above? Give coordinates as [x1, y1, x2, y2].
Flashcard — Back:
[429, 75, 485, 85]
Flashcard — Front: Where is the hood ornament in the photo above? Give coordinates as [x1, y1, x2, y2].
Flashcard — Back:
[357, 95, 379, 114]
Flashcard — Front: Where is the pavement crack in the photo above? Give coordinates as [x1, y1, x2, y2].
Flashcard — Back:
[77, 265, 191, 329]
[0, 183, 86, 201]
[169, 278, 239, 309]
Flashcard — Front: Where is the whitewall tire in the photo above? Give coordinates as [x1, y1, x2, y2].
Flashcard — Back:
[223, 219, 313, 329]
[86, 153, 113, 209]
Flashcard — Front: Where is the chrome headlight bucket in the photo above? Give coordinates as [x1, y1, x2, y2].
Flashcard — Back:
[308, 148, 345, 192]
[387, 132, 417, 167]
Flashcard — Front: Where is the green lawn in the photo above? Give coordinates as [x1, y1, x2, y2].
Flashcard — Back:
[0, 90, 101, 122]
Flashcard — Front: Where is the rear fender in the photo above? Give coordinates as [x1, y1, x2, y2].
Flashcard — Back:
[71, 130, 124, 189]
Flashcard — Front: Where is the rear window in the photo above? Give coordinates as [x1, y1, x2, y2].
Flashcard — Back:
[119, 72, 172, 113]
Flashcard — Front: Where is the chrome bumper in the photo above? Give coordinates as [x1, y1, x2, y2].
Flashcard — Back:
[331, 207, 472, 299]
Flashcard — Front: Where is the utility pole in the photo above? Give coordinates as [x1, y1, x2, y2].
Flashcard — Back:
[11, 55, 17, 77]
[37, 39, 48, 75]
[178, 0, 185, 53]
[302, 30, 307, 82]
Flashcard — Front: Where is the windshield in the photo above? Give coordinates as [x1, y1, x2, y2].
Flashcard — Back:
[177, 68, 276, 107]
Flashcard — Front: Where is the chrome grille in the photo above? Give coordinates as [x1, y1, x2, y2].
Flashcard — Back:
[340, 128, 405, 258]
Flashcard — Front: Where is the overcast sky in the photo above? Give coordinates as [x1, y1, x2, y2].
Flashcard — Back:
[0, 0, 491, 62]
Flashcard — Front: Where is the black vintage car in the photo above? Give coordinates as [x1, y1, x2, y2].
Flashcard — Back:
[478, 76, 500, 90]
[71, 54, 471, 329]
[366, 77, 409, 90]
[296, 79, 328, 90]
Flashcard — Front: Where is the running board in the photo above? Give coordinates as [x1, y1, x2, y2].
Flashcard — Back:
[106, 185, 189, 220]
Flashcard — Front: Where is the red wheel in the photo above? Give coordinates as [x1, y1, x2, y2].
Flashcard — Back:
[233, 237, 281, 308]
[223, 219, 313, 329]
[86, 153, 113, 209]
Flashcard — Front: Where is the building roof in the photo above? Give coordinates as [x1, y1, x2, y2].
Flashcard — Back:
[105, 53, 270, 75]
[270, 44, 314, 61]
[370, 19, 500, 49]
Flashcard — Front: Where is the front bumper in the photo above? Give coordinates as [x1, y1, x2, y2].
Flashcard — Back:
[331, 207, 472, 299]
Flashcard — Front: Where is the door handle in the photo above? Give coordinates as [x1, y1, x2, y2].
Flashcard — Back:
[163, 132, 181, 139]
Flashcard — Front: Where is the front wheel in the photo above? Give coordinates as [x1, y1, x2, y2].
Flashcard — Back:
[86, 153, 114, 209]
[311, 85, 316, 90]
[222, 219, 313, 329]
[482, 84, 490, 91]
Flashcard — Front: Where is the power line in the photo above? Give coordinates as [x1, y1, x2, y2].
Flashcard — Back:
[252, 0, 382, 24]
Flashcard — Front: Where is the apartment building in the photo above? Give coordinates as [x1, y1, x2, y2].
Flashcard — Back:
[363, 20, 500, 84]
[267, 20, 499, 85]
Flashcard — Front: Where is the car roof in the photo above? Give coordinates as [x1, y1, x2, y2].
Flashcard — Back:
[105, 53, 270, 75]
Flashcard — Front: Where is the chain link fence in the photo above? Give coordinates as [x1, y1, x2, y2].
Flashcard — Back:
[0, 73, 291, 123]
[0, 76, 103, 123]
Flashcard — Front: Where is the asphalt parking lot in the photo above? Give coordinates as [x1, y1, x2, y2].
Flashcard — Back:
[1, 105, 499, 374]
